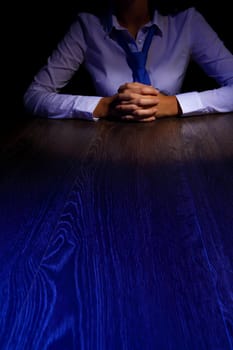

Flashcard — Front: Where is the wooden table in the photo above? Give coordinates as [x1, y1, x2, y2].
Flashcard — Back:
[0, 113, 233, 349]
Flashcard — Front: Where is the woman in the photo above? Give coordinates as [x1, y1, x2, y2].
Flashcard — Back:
[23, 0, 233, 122]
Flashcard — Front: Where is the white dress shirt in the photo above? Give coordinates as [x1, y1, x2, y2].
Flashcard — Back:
[24, 7, 233, 120]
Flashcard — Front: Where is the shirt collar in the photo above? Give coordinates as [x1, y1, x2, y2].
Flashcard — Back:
[100, 9, 163, 36]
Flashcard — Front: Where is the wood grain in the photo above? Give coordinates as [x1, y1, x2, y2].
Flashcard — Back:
[0, 114, 232, 349]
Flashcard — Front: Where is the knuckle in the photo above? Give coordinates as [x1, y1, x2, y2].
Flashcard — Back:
[137, 98, 143, 106]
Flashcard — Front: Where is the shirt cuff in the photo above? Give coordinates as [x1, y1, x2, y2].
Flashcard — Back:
[176, 92, 204, 116]
[72, 96, 102, 121]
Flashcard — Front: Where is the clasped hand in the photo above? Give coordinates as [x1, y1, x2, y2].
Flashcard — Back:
[94, 82, 181, 122]
[115, 82, 159, 122]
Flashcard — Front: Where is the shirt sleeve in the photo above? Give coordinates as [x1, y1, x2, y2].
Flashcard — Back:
[176, 8, 233, 116]
[23, 15, 101, 121]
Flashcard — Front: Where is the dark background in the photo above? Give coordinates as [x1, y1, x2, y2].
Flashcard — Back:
[7, 0, 233, 118]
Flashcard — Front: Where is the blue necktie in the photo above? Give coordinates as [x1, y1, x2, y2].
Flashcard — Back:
[115, 25, 156, 85]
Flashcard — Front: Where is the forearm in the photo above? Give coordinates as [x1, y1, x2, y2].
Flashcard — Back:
[23, 86, 102, 120]
[176, 86, 233, 116]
